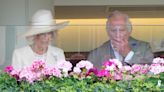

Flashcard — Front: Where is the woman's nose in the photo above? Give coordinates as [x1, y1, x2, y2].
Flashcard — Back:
[43, 34, 51, 40]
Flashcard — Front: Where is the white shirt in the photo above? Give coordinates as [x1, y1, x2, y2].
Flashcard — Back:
[12, 45, 65, 69]
[33, 52, 47, 61]
[111, 43, 134, 63]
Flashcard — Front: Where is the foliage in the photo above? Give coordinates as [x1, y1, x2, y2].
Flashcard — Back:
[0, 58, 164, 92]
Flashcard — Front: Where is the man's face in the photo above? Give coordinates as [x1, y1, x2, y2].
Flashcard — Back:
[107, 16, 131, 41]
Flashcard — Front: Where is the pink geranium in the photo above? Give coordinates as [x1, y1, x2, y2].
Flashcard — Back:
[139, 64, 149, 74]
[10, 70, 19, 76]
[105, 65, 116, 71]
[76, 60, 93, 70]
[19, 67, 37, 83]
[131, 64, 142, 74]
[112, 59, 123, 69]
[103, 59, 122, 71]
[150, 64, 163, 75]
[86, 68, 98, 76]
[97, 70, 110, 77]
[42, 67, 61, 77]
[31, 60, 45, 72]
[42, 67, 50, 76]
[4, 57, 164, 83]
[10, 70, 20, 80]
[73, 67, 81, 74]
[114, 72, 123, 80]
[123, 66, 132, 71]
[57, 60, 72, 73]
[4, 66, 14, 73]
[103, 60, 115, 71]
[140, 68, 149, 74]
[103, 60, 114, 67]
[46, 67, 62, 77]
[153, 57, 164, 64]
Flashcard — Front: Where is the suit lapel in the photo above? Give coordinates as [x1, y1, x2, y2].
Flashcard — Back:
[101, 41, 115, 61]
[128, 37, 139, 52]
[108, 42, 115, 59]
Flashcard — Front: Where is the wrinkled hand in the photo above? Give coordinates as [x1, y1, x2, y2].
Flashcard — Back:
[111, 37, 131, 57]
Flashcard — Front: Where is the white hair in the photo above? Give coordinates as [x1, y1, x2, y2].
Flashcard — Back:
[25, 31, 57, 45]
[106, 10, 132, 32]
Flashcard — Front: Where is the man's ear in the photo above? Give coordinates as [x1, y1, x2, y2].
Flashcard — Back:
[106, 20, 111, 37]
[128, 31, 132, 37]
[128, 31, 132, 36]
[129, 31, 132, 34]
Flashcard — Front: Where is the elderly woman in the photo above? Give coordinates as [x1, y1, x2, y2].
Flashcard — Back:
[12, 10, 69, 69]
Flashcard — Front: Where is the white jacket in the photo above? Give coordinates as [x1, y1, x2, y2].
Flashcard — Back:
[12, 45, 65, 69]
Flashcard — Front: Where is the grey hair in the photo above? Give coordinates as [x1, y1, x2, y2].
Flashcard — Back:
[26, 36, 34, 45]
[106, 10, 132, 32]
[25, 31, 57, 45]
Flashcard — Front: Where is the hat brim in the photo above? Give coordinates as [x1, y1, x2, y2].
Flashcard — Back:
[21, 21, 69, 37]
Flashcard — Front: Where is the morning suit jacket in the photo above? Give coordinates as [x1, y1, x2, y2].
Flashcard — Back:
[87, 37, 154, 69]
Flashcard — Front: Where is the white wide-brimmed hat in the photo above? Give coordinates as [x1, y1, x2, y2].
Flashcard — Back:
[22, 9, 69, 37]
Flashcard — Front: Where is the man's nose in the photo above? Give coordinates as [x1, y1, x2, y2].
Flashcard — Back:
[115, 32, 120, 37]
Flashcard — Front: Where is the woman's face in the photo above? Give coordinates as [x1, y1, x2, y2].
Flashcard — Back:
[34, 32, 53, 47]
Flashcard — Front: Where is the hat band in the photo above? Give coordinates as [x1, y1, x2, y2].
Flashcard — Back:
[31, 21, 55, 28]
[32, 20, 55, 25]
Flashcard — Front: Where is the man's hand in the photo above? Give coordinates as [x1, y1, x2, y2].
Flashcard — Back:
[111, 37, 131, 57]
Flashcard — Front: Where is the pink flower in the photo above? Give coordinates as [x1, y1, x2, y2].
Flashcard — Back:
[73, 67, 81, 74]
[105, 65, 116, 71]
[153, 57, 164, 64]
[123, 66, 132, 71]
[97, 70, 110, 77]
[112, 59, 123, 69]
[140, 64, 149, 74]
[57, 60, 72, 72]
[86, 68, 98, 76]
[9, 70, 20, 80]
[19, 67, 36, 83]
[103, 60, 114, 67]
[44, 67, 62, 77]
[103, 59, 122, 70]
[103, 59, 123, 71]
[114, 72, 123, 80]
[31, 60, 45, 72]
[76, 60, 93, 70]
[140, 68, 148, 74]
[4, 66, 14, 73]
[150, 64, 162, 75]
[10, 70, 20, 76]
[131, 64, 142, 74]
[50, 67, 62, 77]
[42, 67, 50, 75]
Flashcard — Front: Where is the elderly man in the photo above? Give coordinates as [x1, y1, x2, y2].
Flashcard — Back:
[88, 11, 154, 69]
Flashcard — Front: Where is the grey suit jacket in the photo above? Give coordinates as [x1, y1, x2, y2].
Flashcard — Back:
[87, 37, 154, 69]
